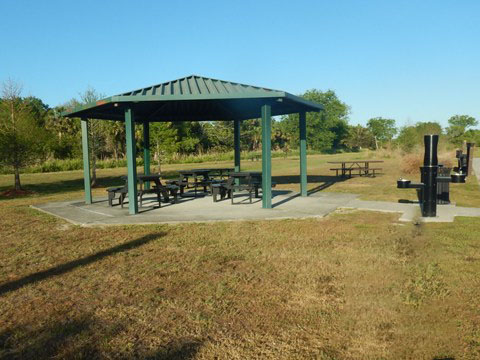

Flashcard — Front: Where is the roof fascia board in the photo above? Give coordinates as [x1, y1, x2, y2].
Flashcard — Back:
[111, 92, 286, 103]
[62, 97, 113, 117]
[284, 92, 324, 111]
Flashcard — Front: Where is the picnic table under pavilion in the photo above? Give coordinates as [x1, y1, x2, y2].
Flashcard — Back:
[62, 75, 323, 214]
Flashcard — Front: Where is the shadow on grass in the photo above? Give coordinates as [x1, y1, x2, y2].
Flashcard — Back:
[0, 176, 122, 198]
[0, 170, 182, 198]
[0, 232, 166, 296]
[273, 174, 348, 185]
[146, 340, 203, 360]
[273, 174, 350, 196]
[0, 315, 202, 360]
[398, 199, 420, 204]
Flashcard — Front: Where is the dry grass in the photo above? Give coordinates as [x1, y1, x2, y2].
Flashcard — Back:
[401, 150, 456, 175]
[0, 153, 480, 359]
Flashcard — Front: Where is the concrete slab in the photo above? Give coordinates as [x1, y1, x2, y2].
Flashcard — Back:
[32, 188, 480, 226]
[33, 190, 353, 227]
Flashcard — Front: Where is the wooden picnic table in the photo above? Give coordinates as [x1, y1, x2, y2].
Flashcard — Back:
[327, 160, 383, 178]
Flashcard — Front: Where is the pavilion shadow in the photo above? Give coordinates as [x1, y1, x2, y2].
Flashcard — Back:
[272, 175, 350, 197]
[0, 170, 181, 198]
[0, 232, 166, 296]
[272, 191, 300, 208]
[274, 174, 349, 186]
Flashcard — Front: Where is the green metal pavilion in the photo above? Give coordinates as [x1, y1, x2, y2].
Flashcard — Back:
[63, 75, 323, 214]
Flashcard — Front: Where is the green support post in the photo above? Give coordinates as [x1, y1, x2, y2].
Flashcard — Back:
[81, 118, 92, 204]
[143, 121, 151, 190]
[125, 108, 138, 215]
[234, 120, 241, 173]
[261, 104, 272, 209]
[299, 111, 307, 197]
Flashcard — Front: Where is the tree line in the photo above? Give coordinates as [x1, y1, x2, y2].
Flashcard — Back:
[0, 79, 478, 190]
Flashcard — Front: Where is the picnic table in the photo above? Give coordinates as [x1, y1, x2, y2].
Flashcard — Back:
[212, 171, 262, 204]
[137, 174, 179, 207]
[166, 168, 236, 197]
[106, 174, 178, 208]
[327, 160, 383, 178]
[207, 168, 234, 179]
[168, 169, 212, 197]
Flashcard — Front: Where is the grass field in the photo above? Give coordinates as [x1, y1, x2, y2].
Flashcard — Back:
[1, 152, 480, 359]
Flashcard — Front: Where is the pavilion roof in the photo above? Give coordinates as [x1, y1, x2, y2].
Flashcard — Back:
[63, 75, 323, 121]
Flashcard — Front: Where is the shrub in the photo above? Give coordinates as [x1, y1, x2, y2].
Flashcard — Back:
[401, 154, 423, 174]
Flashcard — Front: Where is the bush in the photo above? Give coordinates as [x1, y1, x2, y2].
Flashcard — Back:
[0, 149, 326, 175]
[401, 154, 423, 174]
[401, 150, 456, 175]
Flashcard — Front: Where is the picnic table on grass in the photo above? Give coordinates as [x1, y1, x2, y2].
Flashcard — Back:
[328, 160, 383, 178]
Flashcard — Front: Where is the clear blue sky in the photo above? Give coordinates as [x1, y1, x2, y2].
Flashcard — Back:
[1, 0, 478, 128]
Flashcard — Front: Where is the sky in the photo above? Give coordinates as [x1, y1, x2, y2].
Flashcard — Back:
[1, 0, 479, 128]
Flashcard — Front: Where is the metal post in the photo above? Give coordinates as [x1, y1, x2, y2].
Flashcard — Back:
[299, 111, 307, 197]
[261, 104, 272, 209]
[421, 134, 439, 217]
[125, 108, 138, 215]
[80, 118, 92, 204]
[466, 143, 475, 176]
[234, 120, 241, 173]
[143, 121, 150, 190]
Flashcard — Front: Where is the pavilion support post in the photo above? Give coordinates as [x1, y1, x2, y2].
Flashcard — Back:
[261, 104, 272, 209]
[234, 120, 241, 173]
[143, 121, 151, 190]
[81, 118, 92, 204]
[299, 111, 308, 197]
[125, 108, 138, 215]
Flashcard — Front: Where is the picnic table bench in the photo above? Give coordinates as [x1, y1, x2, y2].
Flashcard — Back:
[327, 160, 383, 178]
[106, 184, 128, 207]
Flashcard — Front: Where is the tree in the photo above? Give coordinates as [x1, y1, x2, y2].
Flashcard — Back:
[342, 125, 375, 150]
[279, 89, 350, 151]
[396, 126, 418, 153]
[150, 122, 179, 174]
[366, 117, 397, 149]
[0, 80, 49, 190]
[45, 105, 82, 159]
[414, 121, 442, 137]
[77, 88, 107, 187]
[448, 114, 477, 129]
[241, 119, 262, 151]
[446, 115, 478, 146]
